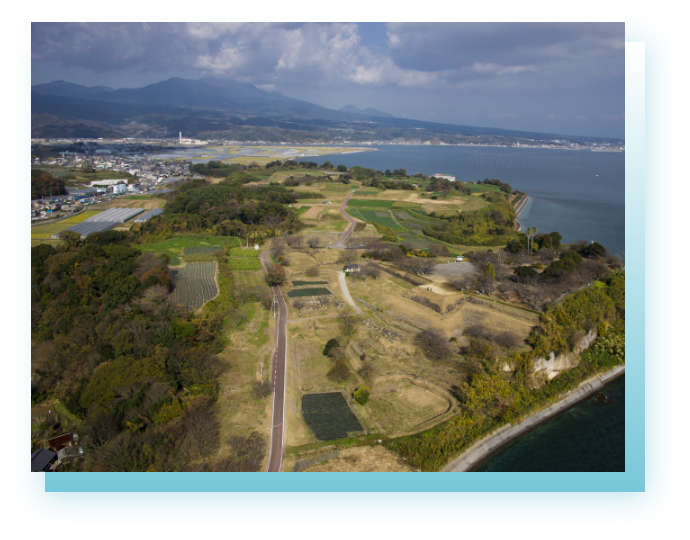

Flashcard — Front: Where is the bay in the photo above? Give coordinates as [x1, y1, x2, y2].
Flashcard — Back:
[301, 145, 625, 259]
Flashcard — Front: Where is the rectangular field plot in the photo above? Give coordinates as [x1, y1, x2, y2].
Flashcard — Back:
[140, 235, 241, 256]
[184, 246, 221, 255]
[302, 392, 364, 441]
[228, 258, 262, 271]
[291, 280, 329, 287]
[287, 287, 332, 297]
[401, 238, 432, 249]
[346, 199, 396, 209]
[169, 262, 218, 311]
[227, 247, 260, 258]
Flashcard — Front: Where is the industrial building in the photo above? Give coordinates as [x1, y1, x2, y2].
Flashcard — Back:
[433, 174, 456, 182]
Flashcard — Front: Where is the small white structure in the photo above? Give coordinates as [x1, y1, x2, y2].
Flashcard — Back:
[254, 244, 260, 250]
[112, 183, 127, 194]
[433, 174, 456, 182]
[456, 256, 464, 262]
[343, 264, 360, 273]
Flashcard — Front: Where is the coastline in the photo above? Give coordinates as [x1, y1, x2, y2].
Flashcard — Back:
[513, 194, 529, 231]
[441, 364, 625, 472]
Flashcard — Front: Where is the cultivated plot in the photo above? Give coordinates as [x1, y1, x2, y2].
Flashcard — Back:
[302, 392, 364, 441]
[169, 262, 218, 311]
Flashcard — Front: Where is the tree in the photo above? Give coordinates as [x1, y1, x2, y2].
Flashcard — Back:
[323, 338, 341, 356]
[326, 360, 351, 382]
[292, 299, 305, 316]
[353, 385, 370, 405]
[307, 237, 321, 249]
[305, 265, 320, 278]
[482, 262, 496, 281]
[414, 328, 453, 361]
[337, 165, 348, 172]
[339, 308, 359, 342]
[265, 264, 286, 286]
[262, 214, 282, 236]
[227, 307, 248, 329]
[58, 230, 82, 249]
[252, 381, 272, 399]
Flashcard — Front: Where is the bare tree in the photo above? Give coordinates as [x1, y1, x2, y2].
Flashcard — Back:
[305, 265, 320, 277]
[252, 381, 273, 399]
[227, 307, 248, 329]
[272, 238, 286, 257]
[184, 399, 220, 458]
[337, 250, 359, 265]
[414, 328, 453, 361]
[307, 237, 322, 249]
[292, 299, 305, 316]
[339, 308, 359, 342]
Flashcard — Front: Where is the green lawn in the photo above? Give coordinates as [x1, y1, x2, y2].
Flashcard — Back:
[139, 235, 242, 257]
[347, 199, 396, 209]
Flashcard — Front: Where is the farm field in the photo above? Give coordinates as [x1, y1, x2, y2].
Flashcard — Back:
[347, 199, 396, 209]
[227, 247, 260, 258]
[287, 287, 332, 298]
[139, 235, 241, 257]
[31, 211, 104, 238]
[184, 246, 221, 255]
[169, 262, 218, 311]
[357, 209, 403, 230]
[302, 392, 364, 441]
[228, 258, 262, 271]
[291, 280, 329, 287]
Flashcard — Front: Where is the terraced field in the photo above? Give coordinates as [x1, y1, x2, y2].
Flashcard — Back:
[184, 246, 221, 255]
[357, 209, 403, 230]
[169, 262, 218, 311]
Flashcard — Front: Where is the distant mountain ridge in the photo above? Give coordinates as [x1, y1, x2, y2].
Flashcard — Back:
[31, 77, 623, 145]
[340, 104, 393, 118]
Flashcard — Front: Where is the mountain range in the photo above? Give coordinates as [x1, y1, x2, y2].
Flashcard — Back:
[31, 77, 622, 146]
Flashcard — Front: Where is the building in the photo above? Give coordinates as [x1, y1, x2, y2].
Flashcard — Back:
[111, 183, 127, 194]
[433, 174, 456, 182]
[343, 264, 360, 273]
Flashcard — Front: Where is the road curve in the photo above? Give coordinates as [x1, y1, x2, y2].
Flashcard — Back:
[259, 251, 288, 472]
[329, 189, 359, 249]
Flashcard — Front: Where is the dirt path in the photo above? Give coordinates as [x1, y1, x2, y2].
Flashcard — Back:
[337, 271, 362, 314]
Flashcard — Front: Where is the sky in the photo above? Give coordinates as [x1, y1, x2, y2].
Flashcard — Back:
[31, 22, 625, 139]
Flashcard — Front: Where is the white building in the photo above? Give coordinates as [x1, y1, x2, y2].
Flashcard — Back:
[112, 184, 127, 194]
[433, 174, 456, 182]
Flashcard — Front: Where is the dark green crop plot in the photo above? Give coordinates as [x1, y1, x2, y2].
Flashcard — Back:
[347, 199, 396, 208]
[358, 209, 402, 230]
[302, 392, 364, 441]
[291, 280, 329, 287]
[169, 262, 218, 311]
[287, 287, 332, 297]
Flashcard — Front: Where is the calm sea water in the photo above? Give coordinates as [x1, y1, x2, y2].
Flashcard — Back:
[473, 375, 625, 472]
[301, 145, 625, 258]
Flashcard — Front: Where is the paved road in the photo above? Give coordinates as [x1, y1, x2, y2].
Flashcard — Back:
[259, 252, 288, 472]
[329, 189, 359, 249]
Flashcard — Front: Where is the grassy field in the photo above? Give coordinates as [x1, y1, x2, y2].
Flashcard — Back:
[228, 258, 263, 271]
[139, 235, 241, 257]
[228, 247, 260, 258]
[347, 199, 396, 209]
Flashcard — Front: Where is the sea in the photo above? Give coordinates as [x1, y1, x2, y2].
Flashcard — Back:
[473, 375, 626, 472]
[300, 144, 626, 472]
[300, 145, 625, 259]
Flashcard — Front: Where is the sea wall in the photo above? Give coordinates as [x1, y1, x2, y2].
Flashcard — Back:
[442, 364, 625, 472]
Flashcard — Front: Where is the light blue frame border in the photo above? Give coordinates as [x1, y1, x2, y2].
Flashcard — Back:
[11, 12, 678, 528]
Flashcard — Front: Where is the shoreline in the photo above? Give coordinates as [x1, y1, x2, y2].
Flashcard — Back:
[441, 364, 625, 472]
[513, 194, 530, 231]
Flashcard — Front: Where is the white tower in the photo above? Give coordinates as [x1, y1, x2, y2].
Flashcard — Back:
[179, 132, 182, 143]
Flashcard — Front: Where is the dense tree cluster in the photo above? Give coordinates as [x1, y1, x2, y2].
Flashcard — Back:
[31, 169, 68, 200]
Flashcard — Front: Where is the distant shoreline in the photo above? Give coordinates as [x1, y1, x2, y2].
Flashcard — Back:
[442, 364, 625, 472]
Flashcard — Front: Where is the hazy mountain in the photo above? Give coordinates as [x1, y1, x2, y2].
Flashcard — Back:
[31, 77, 624, 145]
[340, 104, 394, 118]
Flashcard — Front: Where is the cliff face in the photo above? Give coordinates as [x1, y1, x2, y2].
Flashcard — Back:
[502, 329, 599, 382]
[532, 329, 598, 381]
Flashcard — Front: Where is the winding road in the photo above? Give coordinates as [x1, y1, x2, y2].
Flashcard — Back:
[329, 189, 359, 249]
[259, 251, 288, 472]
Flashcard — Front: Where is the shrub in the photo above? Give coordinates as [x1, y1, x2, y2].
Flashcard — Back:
[353, 386, 370, 405]
[323, 338, 340, 356]
[326, 360, 351, 382]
